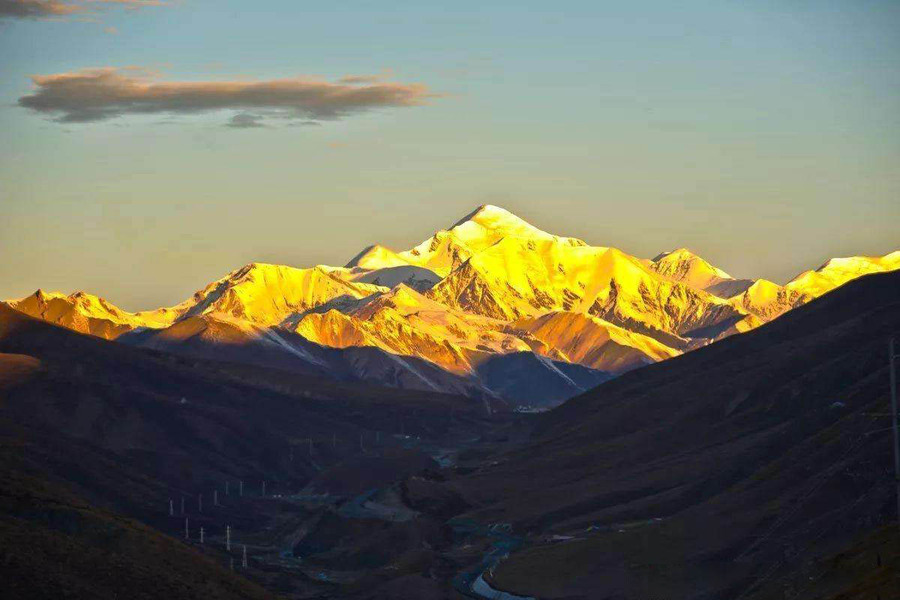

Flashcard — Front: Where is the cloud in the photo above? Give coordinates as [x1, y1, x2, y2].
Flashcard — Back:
[90, 1, 167, 6]
[0, 0, 83, 17]
[338, 69, 394, 85]
[17, 67, 440, 126]
[0, 0, 166, 19]
[225, 113, 265, 129]
[339, 75, 384, 85]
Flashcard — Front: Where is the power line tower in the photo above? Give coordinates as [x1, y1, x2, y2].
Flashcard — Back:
[890, 337, 900, 533]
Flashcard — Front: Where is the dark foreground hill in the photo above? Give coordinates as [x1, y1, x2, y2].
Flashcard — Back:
[0, 303, 496, 503]
[0, 304, 512, 598]
[448, 270, 900, 599]
[0, 433, 275, 600]
[2, 270, 898, 600]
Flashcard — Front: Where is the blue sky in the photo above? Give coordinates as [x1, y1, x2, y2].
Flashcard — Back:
[1, 0, 898, 309]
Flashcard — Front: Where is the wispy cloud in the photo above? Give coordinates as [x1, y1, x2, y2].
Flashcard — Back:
[17, 67, 440, 126]
[338, 75, 385, 85]
[338, 70, 393, 85]
[0, 0, 82, 17]
[0, 0, 166, 19]
[90, 0, 168, 6]
[225, 113, 265, 129]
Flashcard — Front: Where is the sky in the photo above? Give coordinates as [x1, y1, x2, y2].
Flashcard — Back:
[1, 0, 898, 311]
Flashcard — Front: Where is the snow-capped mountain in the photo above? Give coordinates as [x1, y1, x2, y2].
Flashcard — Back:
[6, 289, 174, 339]
[348, 204, 585, 278]
[650, 248, 755, 298]
[731, 251, 900, 320]
[5, 205, 897, 406]
[169, 262, 388, 327]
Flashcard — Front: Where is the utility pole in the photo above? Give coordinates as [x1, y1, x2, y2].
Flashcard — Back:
[226, 525, 231, 551]
[242, 545, 248, 568]
[184, 517, 189, 540]
[890, 337, 900, 533]
[169, 498, 173, 516]
[200, 527, 204, 544]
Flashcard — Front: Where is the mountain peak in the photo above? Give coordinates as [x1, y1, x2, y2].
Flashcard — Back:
[814, 251, 900, 273]
[345, 244, 407, 269]
[785, 250, 900, 297]
[447, 204, 582, 249]
[32, 288, 66, 301]
[650, 247, 732, 289]
[449, 204, 543, 235]
[451, 204, 519, 227]
[652, 247, 699, 262]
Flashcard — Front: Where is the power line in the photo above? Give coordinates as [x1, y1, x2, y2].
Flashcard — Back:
[733, 432, 871, 563]
[889, 336, 900, 534]
[734, 479, 882, 600]
[732, 395, 894, 600]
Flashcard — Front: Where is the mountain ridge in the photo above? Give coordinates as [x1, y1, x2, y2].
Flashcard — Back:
[5, 206, 898, 406]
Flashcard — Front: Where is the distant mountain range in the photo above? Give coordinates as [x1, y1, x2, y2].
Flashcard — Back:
[5, 205, 898, 405]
